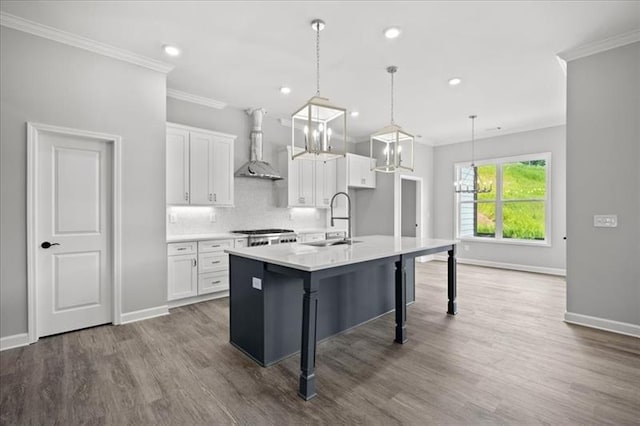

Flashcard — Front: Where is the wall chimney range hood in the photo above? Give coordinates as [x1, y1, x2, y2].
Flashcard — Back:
[235, 108, 283, 180]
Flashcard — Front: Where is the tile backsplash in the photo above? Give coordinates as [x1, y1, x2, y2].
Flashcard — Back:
[167, 178, 327, 235]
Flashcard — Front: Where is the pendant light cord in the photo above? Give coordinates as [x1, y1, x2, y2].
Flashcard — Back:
[316, 21, 320, 96]
[470, 115, 477, 167]
[390, 71, 395, 124]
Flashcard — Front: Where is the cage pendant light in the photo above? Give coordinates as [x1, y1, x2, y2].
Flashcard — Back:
[370, 66, 414, 173]
[454, 115, 493, 194]
[291, 19, 347, 161]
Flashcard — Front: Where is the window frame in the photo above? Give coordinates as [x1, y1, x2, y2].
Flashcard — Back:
[454, 152, 552, 246]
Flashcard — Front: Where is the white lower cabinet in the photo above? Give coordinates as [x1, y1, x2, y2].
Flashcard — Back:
[168, 237, 240, 303]
[167, 253, 198, 300]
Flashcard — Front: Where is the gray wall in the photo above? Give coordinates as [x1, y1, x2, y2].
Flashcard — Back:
[165, 97, 328, 234]
[353, 142, 435, 239]
[566, 42, 640, 326]
[433, 125, 567, 271]
[0, 28, 168, 337]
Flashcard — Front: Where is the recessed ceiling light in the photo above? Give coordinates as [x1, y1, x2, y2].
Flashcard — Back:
[448, 77, 462, 86]
[163, 45, 181, 57]
[279, 86, 291, 95]
[384, 27, 401, 39]
[350, 111, 359, 117]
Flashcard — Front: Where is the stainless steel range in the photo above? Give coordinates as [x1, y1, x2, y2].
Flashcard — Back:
[231, 229, 297, 247]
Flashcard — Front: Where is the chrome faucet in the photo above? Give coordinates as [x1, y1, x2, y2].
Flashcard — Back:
[330, 192, 352, 241]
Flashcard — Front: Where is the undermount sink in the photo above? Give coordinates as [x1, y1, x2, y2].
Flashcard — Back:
[302, 239, 363, 247]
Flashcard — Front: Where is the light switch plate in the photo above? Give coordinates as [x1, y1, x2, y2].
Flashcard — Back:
[593, 214, 618, 228]
[209, 212, 217, 223]
[252, 277, 262, 290]
[168, 213, 177, 223]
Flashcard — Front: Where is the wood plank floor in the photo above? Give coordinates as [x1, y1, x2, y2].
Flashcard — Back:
[1, 262, 639, 425]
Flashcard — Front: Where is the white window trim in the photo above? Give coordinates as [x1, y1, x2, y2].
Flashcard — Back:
[454, 152, 552, 247]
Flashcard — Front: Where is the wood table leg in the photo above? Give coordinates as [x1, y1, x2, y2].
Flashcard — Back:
[447, 246, 457, 315]
[299, 274, 319, 400]
[395, 257, 407, 343]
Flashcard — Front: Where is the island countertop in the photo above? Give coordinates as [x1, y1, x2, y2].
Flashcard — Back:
[225, 235, 457, 272]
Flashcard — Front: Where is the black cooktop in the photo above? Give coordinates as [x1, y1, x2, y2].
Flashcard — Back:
[232, 229, 295, 235]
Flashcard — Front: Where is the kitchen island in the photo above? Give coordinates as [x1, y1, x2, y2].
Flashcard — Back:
[225, 235, 458, 400]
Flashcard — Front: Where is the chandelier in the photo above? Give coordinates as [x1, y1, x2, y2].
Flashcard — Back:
[369, 66, 414, 173]
[454, 115, 492, 194]
[290, 19, 346, 161]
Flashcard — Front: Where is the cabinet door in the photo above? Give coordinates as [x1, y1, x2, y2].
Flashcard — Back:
[211, 137, 234, 206]
[189, 131, 214, 205]
[362, 158, 376, 188]
[166, 127, 190, 204]
[298, 159, 315, 206]
[167, 254, 198, 300]
[288, 156, 315, 207]
[315, 160, 337, 207]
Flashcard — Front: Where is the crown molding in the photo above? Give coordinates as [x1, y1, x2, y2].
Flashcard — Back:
[557, 29, 640, 62]
[167, 88, 227, 109]
[0, 11, 174, 73]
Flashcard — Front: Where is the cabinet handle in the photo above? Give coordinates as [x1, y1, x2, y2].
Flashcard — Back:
[192, 258, 197, 267]
[214, 193, 217, 202]
[185, 192, 189, 201]
[176, 247, 186, 251]
[211, 280, 221, 285]
[210, 260, 221, 264]
[209, 193, 212, 201]
[210, 244, 221, 248]
[299, 197, 305, 204]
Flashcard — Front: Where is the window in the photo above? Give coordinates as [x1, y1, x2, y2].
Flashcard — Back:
[455, 153, 551, 245]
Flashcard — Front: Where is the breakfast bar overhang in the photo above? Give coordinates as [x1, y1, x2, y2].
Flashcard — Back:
[226, 235, 458, 400]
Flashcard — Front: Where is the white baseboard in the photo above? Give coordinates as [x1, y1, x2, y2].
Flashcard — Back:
[0, 333, 30, 351]
[564, 312, 640, 338]
[168, 291, 228, 309]
[120, 305, 169, 324]
[431, 255, 566, 276]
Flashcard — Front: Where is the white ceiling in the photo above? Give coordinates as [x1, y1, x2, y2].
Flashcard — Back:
[2, 1, 639, 145]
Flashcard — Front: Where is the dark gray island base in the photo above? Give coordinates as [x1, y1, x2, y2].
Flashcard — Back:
[227, 237, 457, 400]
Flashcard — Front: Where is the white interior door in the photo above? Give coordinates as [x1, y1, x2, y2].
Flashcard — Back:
[36, 131, 113, 337]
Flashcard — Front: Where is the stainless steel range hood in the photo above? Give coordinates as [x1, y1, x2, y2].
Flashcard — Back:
[235, 108, 283, 181]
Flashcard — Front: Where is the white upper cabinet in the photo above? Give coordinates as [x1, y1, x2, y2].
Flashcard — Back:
[166, 123, 235, 206]
[347, 153, 376, 189]
[189, 131, 214, 205]
[288, 151, 315, 207]
[315, 160, 337, 207]
[166, 127, 190, 204]
[211, 136, 234, 206]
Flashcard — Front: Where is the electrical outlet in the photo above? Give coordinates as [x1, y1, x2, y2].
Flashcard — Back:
[289, 211, 294, 221]
[593, 215, 618, 228]
[464, 244, 470, 251]
[209, 212, 217, 223]
[252, 277, 262, 290]
[168, 213, 177, 223]
[315, 210, 320, 219]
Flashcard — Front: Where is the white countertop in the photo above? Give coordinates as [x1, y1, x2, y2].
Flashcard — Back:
[225, 235, 457, 272]
[167, 233, 241, 243]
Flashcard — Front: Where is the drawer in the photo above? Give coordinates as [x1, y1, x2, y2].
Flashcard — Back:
[168, 241, 196, 256]
[198, 252, 229, 273]
[198, 271, 229, 295]
[198, 239, 234, 253]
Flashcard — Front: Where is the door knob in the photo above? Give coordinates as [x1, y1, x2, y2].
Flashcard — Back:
[41, 241, 60, 249]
